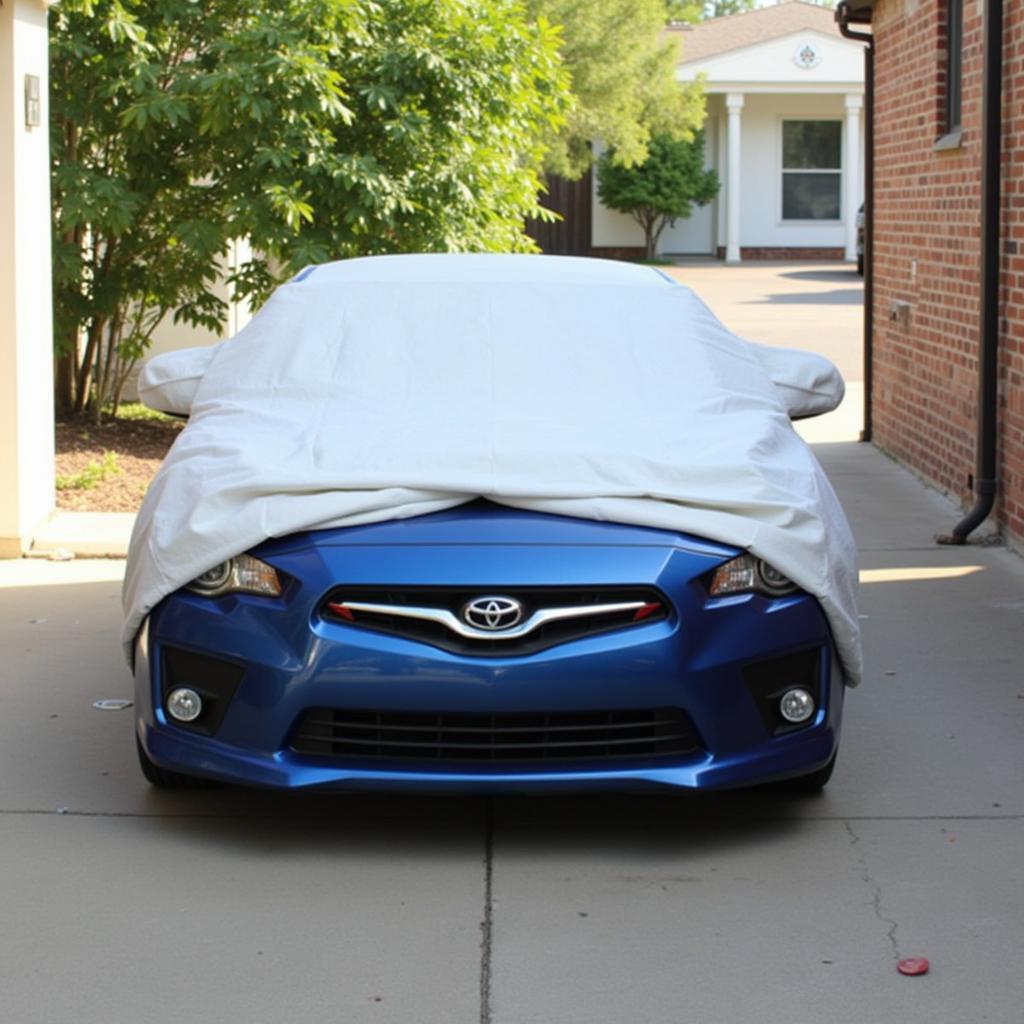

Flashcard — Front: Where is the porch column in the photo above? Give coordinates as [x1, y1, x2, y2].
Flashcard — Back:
[844, 93, 863, 262]
[0, 0, 55, 556]
[725, 93, 744, 264]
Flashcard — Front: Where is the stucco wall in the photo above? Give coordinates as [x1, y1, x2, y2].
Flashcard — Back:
[0, 0, 55, 554]
[731, 92, 859, 250]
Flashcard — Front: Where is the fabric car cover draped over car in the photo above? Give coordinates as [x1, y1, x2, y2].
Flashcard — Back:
[123, 255, 862, 684]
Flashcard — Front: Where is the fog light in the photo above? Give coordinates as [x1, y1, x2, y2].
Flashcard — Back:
[779, 688, 815, 724]
[167, 687, 203, 723]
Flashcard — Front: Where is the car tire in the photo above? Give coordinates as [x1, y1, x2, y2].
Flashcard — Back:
[136, 736, 214, 789]
[773, 751, 837, 794]
[856, 254, 864, 277]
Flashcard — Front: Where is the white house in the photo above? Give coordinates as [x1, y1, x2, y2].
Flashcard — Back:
[592, 1, 866, 262]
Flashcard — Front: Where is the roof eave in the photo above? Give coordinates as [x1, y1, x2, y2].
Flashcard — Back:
[838, 0, 875, 25]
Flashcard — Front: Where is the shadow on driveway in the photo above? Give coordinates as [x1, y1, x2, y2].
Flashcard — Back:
[134, 786, 812, 858]
[779, 269, 861, 284]
[745, 288, 863, 306]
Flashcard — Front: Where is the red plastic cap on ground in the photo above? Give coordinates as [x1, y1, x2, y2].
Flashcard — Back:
[897, 957, 930, 976]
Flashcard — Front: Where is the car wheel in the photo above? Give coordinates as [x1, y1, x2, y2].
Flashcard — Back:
[136, 736, 214, 789]
[856, 254, 864, 276]
[773, 751, 837, 794]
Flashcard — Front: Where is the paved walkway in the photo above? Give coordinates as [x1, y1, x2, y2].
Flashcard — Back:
[30, 510, 135, 558]
[665, 260, 865, 445]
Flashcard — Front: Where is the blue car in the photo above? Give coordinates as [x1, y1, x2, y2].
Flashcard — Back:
[129, 255, 853, 793]
[133, 502, 842, 793]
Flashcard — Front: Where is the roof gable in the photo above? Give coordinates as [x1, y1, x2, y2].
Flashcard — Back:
[674, 28, 864, 89]
[666, 1, 843, 65]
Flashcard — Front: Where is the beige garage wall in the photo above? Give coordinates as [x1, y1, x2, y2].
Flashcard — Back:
[0, 0, 55, 556]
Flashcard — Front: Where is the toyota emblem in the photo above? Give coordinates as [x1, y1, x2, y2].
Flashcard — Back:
[462, 596, 524, 631]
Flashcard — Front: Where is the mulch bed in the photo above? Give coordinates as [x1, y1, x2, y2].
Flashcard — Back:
[55, 416, 183, 513]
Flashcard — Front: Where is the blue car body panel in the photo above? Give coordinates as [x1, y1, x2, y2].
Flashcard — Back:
[135, 503, 843, 791]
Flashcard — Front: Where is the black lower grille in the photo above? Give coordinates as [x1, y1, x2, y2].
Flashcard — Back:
[289, 708, 702, 765]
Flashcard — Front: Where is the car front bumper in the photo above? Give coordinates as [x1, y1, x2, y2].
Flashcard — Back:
[134, 525, 844, 793]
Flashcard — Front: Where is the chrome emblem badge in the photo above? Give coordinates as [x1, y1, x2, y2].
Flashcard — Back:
[462, 596, 523, 631]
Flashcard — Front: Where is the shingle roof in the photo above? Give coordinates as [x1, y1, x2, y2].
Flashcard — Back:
[665, 1, 843, 65]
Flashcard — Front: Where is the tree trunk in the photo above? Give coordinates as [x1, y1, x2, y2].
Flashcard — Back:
[643, 217, 656, 261]
[55, 350, 75, 414]
[74, 237, 118, 415]
[651, 217, 669, 259]
[74, 318, 99, 415]
[54, 121, 80, 415]
[93, 311, 124, 422]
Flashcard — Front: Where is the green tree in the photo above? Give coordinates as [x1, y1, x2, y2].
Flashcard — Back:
[50, 0, 570, 417]
[666, 0, 754, 21]
[596, 131, 719, 260]
[701, 0, 756, 17]
[528, 0, 706, 178]
[667, 0, 834, 20]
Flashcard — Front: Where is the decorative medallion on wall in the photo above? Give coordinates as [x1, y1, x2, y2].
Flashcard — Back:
[792, 41, 823, 70]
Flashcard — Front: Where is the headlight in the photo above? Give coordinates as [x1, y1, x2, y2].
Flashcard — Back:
[708, 554, 798, 597]
[185, 554, 282, 598]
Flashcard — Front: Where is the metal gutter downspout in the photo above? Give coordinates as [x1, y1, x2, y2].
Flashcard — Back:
[940, 0, 1003, 544]
[836, 2, 874, 442]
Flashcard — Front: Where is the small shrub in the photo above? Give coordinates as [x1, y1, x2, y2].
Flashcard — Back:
[56, 451, 123, 491]
[110, 402, 173, 423]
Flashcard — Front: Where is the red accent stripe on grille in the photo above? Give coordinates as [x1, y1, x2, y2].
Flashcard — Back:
[632, 602, 662, 622]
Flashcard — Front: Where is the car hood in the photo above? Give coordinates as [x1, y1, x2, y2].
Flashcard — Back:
[252, 500, 741, 558]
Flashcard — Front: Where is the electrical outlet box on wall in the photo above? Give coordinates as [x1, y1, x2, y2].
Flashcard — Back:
[889, 300, 912, 327]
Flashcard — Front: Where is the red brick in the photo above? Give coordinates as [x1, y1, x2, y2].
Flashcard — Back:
[871, 0, 1024, 542]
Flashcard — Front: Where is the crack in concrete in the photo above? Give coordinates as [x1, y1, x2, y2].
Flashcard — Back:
[845, 820, 901, 960]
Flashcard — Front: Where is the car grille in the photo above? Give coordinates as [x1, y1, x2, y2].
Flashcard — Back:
[320, 586, 669, 656]
[289, 708, 702, 765]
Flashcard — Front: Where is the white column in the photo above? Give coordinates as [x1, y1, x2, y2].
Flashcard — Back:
[0, 0, 56, 557]
[843, 93, 863, 262]
[716, 110, 727, 253]
[725, 93, 744, 264]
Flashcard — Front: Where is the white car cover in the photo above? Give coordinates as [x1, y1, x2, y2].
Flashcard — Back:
[124, 254, 861, 684]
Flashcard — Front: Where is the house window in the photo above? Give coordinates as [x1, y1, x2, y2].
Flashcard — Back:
[781, 120, 841, 221]
[944, 0, 963, 134]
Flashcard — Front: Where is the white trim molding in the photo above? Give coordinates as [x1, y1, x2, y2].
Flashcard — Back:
[725, 93, 744, 263]
[843, 93, 863, 261]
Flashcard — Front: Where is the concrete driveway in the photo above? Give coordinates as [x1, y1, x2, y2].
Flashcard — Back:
[665, 261, 865, 444]
[2, 265, 1022, 1024]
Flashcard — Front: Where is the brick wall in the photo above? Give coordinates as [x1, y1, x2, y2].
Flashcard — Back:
[717, 246, 846, 261]
[871, 0, 1024, 544]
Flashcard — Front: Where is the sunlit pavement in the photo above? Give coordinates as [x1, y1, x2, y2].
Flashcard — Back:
[2, 267, 1022, 1023]
[665, 260, 865, 445]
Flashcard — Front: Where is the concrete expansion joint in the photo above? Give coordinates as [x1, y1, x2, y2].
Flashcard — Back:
[844, 820, 901, 961]
[479, 798, 494, 1024]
